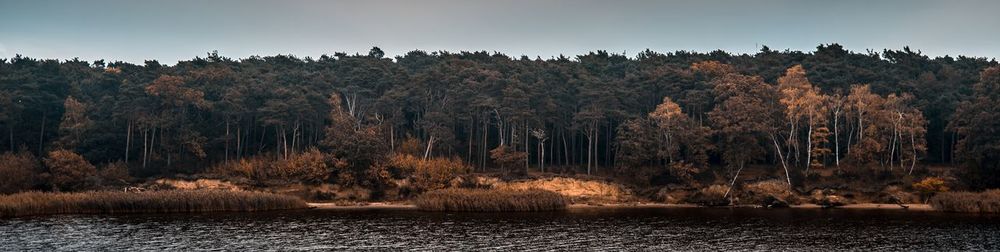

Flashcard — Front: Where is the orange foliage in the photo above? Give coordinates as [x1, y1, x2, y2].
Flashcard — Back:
[389, 154, 470, 192]
[43, 150, 97, 191]
[0, 152, 39, 194]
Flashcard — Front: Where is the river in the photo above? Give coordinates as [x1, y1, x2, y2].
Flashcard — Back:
[2, 207, 998, 251]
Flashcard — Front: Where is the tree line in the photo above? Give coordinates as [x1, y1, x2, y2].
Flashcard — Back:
[1, 44, 998, 189]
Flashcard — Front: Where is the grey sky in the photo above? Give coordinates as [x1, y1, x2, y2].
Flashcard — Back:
[1, 0, 998, 64]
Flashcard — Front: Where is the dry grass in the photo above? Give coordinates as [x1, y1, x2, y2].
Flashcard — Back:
[152, 178, 244, 191]
[929, 189, 1000, 213]
[414, 188, 567, 212]
[0, 190, 307, 218]
[207, 148, 334, 184]
[740, 179, 799, 206]
[0, 151, 39, 194]
[390, 154, 470, 192]
[687, 184, 731, 206]
[486, 177, 632, 203]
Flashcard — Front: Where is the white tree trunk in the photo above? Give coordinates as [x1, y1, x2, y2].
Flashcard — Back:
[806, 119, 813, 171]
[771, 134, 792, 186]
[423, 136, 435, 160]
[833, 110, 840, 167]
[723, 162, 744, 199]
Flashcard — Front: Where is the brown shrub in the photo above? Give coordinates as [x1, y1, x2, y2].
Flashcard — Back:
[208, 156, 269, 179]
[98, 161, 131, 187]
[653, 187, 690, 204]
[913, 177, 949, 202]
[881, 185, 918, 204]
[415, 188, 566, 212]
[491, 177, 632, 203]
[390, 154, 470, 192]
[668, 162, 700, 186]
[929, 189, 1000, 213]
[44, 150, 97, 191]
[208, 148, 335, 184]
[0, 190, 307, 218]
[0, 152, 39, 194]
[489, 146, 527, 174]
[687, 184, 730, 206]
[740, 179, 798, 206]
[397, 136, 424, 157]
[279, 148, 333, 184]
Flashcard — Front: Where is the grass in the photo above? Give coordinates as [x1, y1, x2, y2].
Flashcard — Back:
[414, 188, 567, 212]
[0, 190, 308, 218]
[929, 189, 1000, 213]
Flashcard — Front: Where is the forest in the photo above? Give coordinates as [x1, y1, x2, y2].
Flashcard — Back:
[1, 44, 999, 200]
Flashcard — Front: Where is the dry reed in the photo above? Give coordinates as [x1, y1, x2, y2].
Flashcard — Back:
[929, 189, 1000, 213]
[0, 190, 308, 218]
[414, 188, 567, 212]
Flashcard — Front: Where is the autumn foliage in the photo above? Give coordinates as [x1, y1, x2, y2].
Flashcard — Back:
[389, 154, 470, 192]
[0, 152, 39, 194]
[44, 150, 98, 191]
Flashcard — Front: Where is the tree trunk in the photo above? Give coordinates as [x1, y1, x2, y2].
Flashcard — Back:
[806, 119, 813, 172]
[468, 119, 473, 163]
[562, 129, 569, 167]
[833, 110, 840, 168]
[423, 136, 435, 160]
[723, 162, 745, 199]
[225, 119, 230, 162]
[236, 122, 242, 160]
[524, 122, 529, 171]
[586, 127, 593, 175]
[771, 134, 792, 186]
[482, 117, 488, 170]
[908, 131, 917, 174]
[540, 141, 545, 173]
[125, 120, 132, 162]
[142, 129, 148, 168]
[37, 114, 45, 156]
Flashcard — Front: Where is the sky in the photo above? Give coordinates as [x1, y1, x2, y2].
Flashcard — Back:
[1, 0, 998, 64]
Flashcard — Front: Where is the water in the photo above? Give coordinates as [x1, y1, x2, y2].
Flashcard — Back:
[2, 208, 998, 251]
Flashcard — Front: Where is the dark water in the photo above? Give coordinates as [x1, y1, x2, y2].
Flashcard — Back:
[2, 208, 999, 251]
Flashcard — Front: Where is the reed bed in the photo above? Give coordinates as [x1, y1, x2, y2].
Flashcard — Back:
[414, 188, 567, 212]
[929, 189, 1000, 213]
[0, 190, 308, 218]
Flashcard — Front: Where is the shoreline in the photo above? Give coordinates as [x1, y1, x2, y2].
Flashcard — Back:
[308, 202, 934, 211]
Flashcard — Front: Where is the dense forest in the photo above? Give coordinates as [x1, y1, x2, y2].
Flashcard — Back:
[2, 44, 999, 194]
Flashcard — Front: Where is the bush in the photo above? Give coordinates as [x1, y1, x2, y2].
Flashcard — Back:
[414, 188, 566, 211]
[44, 150, 97, 191]
[687, 184, 730, 206]
[397, 136, 425, 157]
[490, 146, 527, 175]
[98, 161, 132, 187]
[668, 162, 700, 186]
[0, 190, 308, 218]
[929, 189, 1000, 213]
[913, 177, 949, 203]
[279, 148, 334, 184]
[208, 148, 335, 184]
[740, 179, 798, 206]
[0, 152, 40, 194]
[390, 154, 470, 193]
